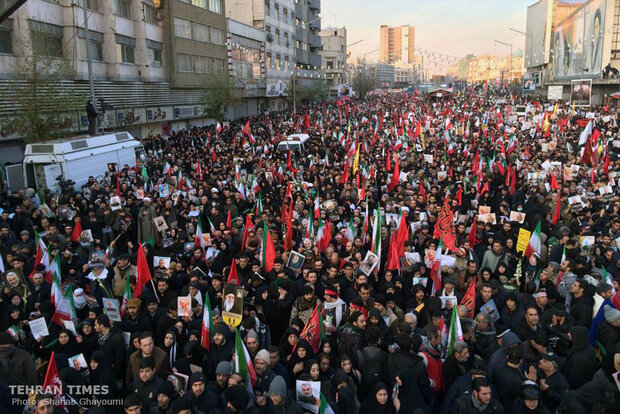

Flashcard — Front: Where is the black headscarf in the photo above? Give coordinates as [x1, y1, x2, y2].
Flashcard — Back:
[359, 383, 395, 414]
[89, 350, 118, 399]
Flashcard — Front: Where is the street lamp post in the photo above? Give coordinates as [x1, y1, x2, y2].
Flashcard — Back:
[495, 40, 513, 85]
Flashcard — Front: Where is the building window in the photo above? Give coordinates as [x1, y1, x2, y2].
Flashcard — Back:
[210, 27, 223, 45]
[192, 22, 209, 42]
[284, 32, 288, 47]
[178, 53, 192, 72]
[174, 18, 192, 39]
[209, 0, 222, 14]
[274, 3, 279, 20]
[76, 0, 98, 11]
[78, 29, 103, 61]
[275, 29, 280, 45]
[209, 57, 224, 73]
[0, 20, 12, 55]
[265, 0, 270, 16]
[194, 55, 207, 73]
[29, 21, 63, 57]
[144, 4, 157, 24]
[283, 8, 287, 24]
[147, 40, 163, 66]
[114, 0, 132, 19]
[275, 54, 280, 69]
[115, 34, 135, 63]
[266, 51, 271, 67]
[192, 0, 206, 8]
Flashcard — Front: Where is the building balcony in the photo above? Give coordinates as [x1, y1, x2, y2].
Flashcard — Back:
[308, 0, 320, 12]
[308, 32, 321, 49]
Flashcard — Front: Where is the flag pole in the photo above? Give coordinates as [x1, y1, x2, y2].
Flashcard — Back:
[150, 279, 160, 303]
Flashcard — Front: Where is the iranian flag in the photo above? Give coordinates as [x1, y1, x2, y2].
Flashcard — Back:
[251, 176, 260, 193]
[446, 304, 463, 356]
[31, 230, 50, 281]
[49, 253, 62, 306]
[43, 351, 65, 407]
[241, 215, 254, 252]
[120, 275, 132, 317]
[524, 221, 542, 258]
[319, 393, 335, 414]
[135, 243, 152, 297]
[162, 161, 171, 176]
[306, 209, 315, 239]
[200, 291, 213, 351]
[51, 277, 76, 325]
[371, 205, 382, 263]
[216, 122, 223, 134]
[361, 199, 369, 243]
[255, 192, 263, 215]
[313, 196, 320, 218]
[195, 217, 208, 250]
[316, 219, 332, 252]
[343, 218, 356, 245]
[261, 223, 275, 273]
[234, 328, 257, 387]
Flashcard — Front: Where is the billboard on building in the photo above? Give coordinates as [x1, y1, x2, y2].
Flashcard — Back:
[552, 0, 606, 80]
[570, 79, 592, 106]
[525, 0, 551, 68]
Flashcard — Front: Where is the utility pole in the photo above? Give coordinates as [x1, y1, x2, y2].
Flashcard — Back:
[82, 0, 96, 115]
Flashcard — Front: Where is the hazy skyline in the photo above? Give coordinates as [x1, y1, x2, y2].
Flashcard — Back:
[321, 0, 541, 61]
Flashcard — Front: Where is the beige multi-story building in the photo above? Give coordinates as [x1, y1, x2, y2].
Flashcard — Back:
[466, 51, 524, 84]
[379, 24, 414, 64]
[0, 0, 227, 143]
[319, 26, 346, 95]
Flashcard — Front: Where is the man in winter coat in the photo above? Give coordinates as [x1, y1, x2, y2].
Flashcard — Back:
[443, 341, 472, 391]
[94, 314, 127, 383]
[452, 377, 504, 414]
[487, 331, 520, 382]
[182, 372, 221, 414]
[0, 332, 37, 386]
[127, 331, 171, 388]
[538, 352, 569, 412]
[254, 349, 276, 395]
[113, 253, 136, 297]
[337, 311, 366, 363]
[132, 357, 165, 408]
[568, 279, 594, 327]
[562, 326, 597, 389]
[258, 375, 303, 414]
[493, 343, 527, 411]
[203, 324, 234, 378]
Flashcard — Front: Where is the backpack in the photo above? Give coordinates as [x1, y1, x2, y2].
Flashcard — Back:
[358, 347, 386, 388]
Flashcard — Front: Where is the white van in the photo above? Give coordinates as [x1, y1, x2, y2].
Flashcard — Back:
[276, 133, 310, 153]
[23, 132, 145, 191]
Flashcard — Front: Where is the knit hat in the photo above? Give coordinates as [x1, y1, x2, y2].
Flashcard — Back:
[255, 349, 270, 364]
[226, 385, 249, 412]
[0, 332, 13, 345]
[603, 305, 620, 323]
[301, 285, 314, 296]
[214, 324, 228, 336]
[216, 361, 232, 375]
[268, 375, 287, 397]
[189, 372, 205, 386]
[157, 381, 176, 398]
[541, 352, 563, 370]
[124, 393, 141, 409]
[173, 397, 192, 412]
[245, 330, 259, 341]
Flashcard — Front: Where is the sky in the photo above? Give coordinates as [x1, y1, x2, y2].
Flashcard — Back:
[321, 0, 543, 61]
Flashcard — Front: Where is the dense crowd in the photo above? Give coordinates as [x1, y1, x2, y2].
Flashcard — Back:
[0, 89, 619, 414]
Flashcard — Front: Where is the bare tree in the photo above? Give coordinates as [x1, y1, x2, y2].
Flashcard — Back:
[199, 73, 238, 122]
[352, 62, 376, 99]
[0, 23, 84, 143]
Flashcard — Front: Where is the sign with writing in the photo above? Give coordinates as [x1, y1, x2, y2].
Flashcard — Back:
[517, 228, 531, 253]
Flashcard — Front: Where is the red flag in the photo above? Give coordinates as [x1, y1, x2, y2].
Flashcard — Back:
[433, 198, 458, 253]
[550, 172, 560, 190]
[71, 218, 82, 242]
[581, 141, 593, 165]
[241, 215, 254, 252]
[43, 351, 65, 407]
[211, 148, 217, 163]
[395, 213, 409, 258]
[297, 304, 324, 354]
[388, 154, 399, 193]
[603, 152, 610, 174]
[480, 181, 489, 195]
[284, 198, 294, 250]
[135, 243, 152, 297]
[226, 210, 232, 229]
[509, 167, 516, 195]
[467, 216, 479, 247]
[227, 258, 239, 285]
[455, 187, 463, 206]
[242, 120, 251, 139]
[551, 198, 562, 225]
[304, 113, 310, 129]
[419, 181, 426, 202]
[460, 279, 476, 318]
[262, 223, 276, 272]
[386, 234, 401, 270]
[386, 150, 391, 172]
